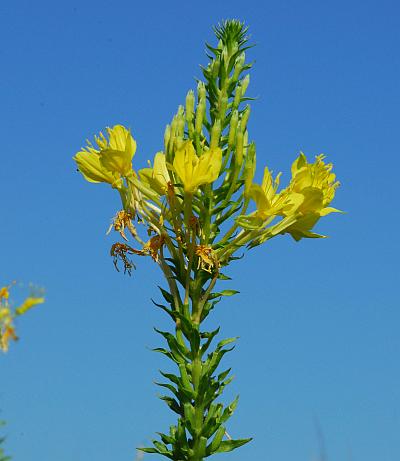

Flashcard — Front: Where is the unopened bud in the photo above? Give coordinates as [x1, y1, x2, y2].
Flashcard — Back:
[241, 74, 250, 96]
[197, 81, 206, 102]
[168, 115, 178, 154]
[185, 90, 195, 122]
[218, 95, 228, 120]
[233, 84, 242, 109]
[232, 52, 245, 81]
[210, 119, 221, 150]
[244, 142, 256, 197]
[195, 96, 206, 135]
[228, 110, 239, 148]
[164, 124, 171, 153]
[235, 128, 244, 166]
[241, 105, 251, 131]
[243, 130, 249, 157]
[177, 105, 185, 138]
[211, 57, 220, 79]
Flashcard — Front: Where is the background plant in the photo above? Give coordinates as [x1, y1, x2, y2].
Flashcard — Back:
[74, 19, 340, 461]
[0, 284, 44, 460]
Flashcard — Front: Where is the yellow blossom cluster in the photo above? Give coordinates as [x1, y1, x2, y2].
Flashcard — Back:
[73, 120, 339, 269]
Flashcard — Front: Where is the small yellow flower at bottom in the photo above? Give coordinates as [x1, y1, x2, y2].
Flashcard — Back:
[0, 285, 44, 352]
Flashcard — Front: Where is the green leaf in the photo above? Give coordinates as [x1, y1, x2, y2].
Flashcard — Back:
[209, 289, 239, 300]
[217, 272, 232, 280]
[216, 337, 238, 350]
[220, 395, 239, 424]
[158, 286, 174, 305]
[151, 298, 175, 320]
[155, 381, 180, 399]
[153, 440, 172, 456]
[159, 396, 182, 415]
[138, 447, 158, 454]
[215, 437, 253, 453]
[206, 425, 226, 455]
[218, 366, 232, 379]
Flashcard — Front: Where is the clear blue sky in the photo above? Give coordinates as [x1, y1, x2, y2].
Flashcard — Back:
[1, 0, 399, 460]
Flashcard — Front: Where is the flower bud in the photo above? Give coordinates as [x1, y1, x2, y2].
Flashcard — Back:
[210, 119, 221, 150]
[211, 57, 220, 78]
[241, 105, 251, 131]
[233, 83, 242, 109]
[241, 74, 250, 96]
[228, 110, 238, 149]
[244, 142, 256, 197]
[218, 95, 228, 120]
[235, 126, 244, 166]
[232, 52, 245, 82]
[243, 130, 249, 158]
[185, 90, 195, 122]
[195, 96, 206, 135]
[167, 115, 178, 157]
[197, 81, 206, 101]
[177, 105, 185, 138]
[164, 124, 171, 153]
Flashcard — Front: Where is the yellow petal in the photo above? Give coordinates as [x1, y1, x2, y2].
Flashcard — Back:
[204, 147, 222, 182]
[107, 125, 137, 158]
[74, 150, 117, 184]
[320, 206, 342, 216]
[153, 152, 170, 190]
[139, 167, 165, 196]
[298, 187, 324, 214]
[249, 184, 270, 215]
[173, 141, 198, 192]
[291, 152, 307, 176]
[100, 149, 133, 176]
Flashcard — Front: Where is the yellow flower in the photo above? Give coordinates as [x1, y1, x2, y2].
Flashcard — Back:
[280, 153, 341, 240]
[173, 141, 222, 193]
[74, 125, 136, 187]
[249, 167, 291, 219]
[240, 153, 340, 240]
[139, 152, 171, 195]
[285, 153, 340, 216]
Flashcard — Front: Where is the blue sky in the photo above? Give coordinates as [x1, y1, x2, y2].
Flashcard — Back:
[0, 0, 399, 460]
